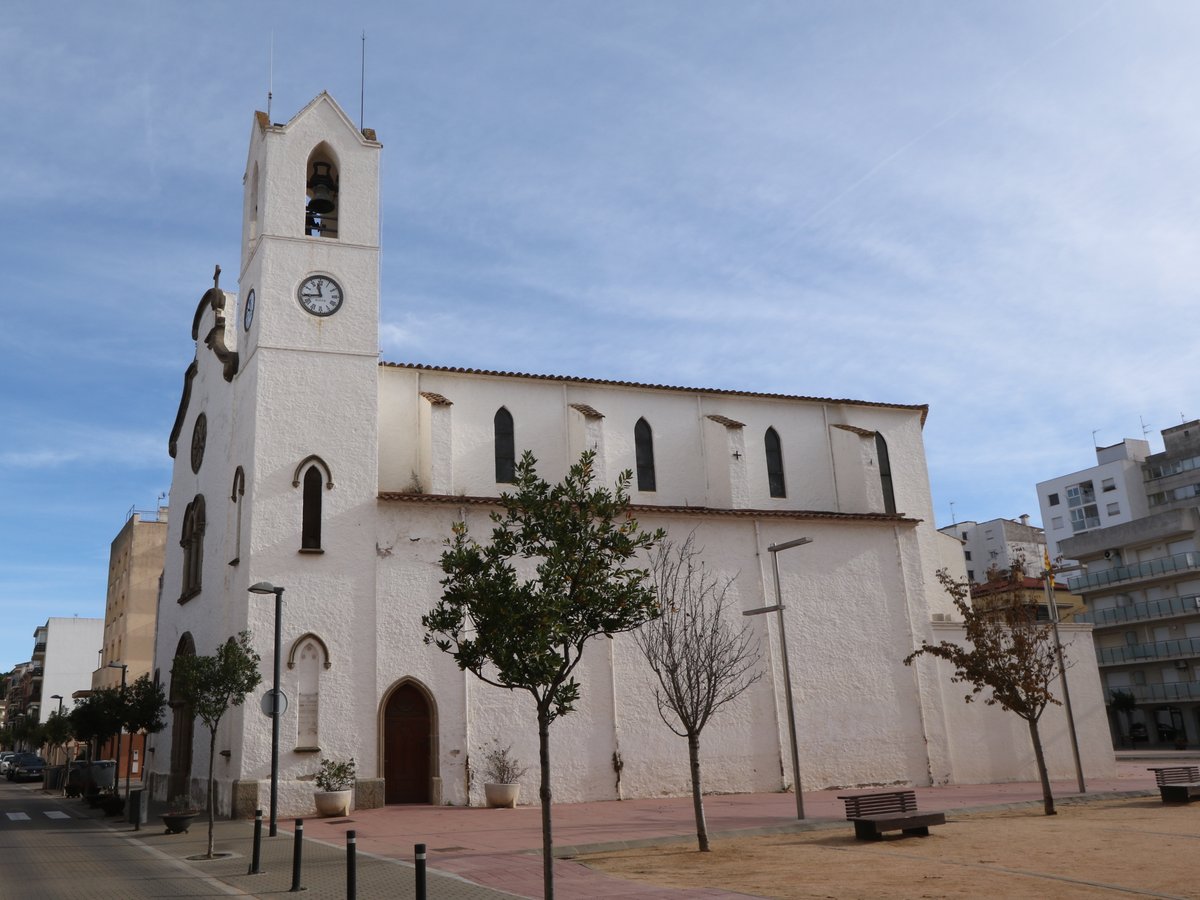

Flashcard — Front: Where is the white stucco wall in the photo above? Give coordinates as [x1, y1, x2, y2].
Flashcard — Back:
[40, 618, 104, 722]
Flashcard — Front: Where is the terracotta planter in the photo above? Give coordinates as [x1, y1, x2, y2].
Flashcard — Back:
[484, 783, 520, 808]
[314, 789, 352, 817]
[161, 812, 197, 834]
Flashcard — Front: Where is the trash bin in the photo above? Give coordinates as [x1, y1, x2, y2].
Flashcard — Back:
[128, 787, 148, 826]
[44, 765, 65, 791]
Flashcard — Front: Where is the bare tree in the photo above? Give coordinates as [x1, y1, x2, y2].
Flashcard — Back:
[634, 533, 762, 851]
[905, 568, 1066, 815]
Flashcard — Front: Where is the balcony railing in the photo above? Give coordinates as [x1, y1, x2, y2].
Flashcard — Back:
[1075, 594, 1200, 627]
[1097, 636, 1200, 666]
[31, 642, 46, 657]
[1068, 551, 1200, 593]
[1124, 680, 1200, 703]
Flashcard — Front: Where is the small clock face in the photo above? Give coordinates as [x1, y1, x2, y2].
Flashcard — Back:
[297, 275, 344, 317]
[243, 289, 255, 331]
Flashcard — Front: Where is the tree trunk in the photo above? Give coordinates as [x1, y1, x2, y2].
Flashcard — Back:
[687, 732, 709, 852]
[206, 727, 217, 857]
[1027, 718, 1055, 816]
[538, 705, 554, 900]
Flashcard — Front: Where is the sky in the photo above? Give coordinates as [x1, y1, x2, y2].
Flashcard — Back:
[4, 1, 1200, 672]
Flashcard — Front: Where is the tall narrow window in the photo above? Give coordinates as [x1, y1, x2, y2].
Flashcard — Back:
[765, 427, 786, 498]
[180, 495, 206, 601]
[302, 466, 323, 550]
[296, 639, 322, 751]
[875, 433, 896, 514]
[635, 418, 657, 491]
[494, 407, 516, 483]
[230, 467, 245, 565]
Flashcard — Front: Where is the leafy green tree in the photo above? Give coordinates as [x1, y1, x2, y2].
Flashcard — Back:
[117, 674, 168, 796]
[68, 687, 123, 762]
[905, 569, 1065, 815]
[42, 710, 72, 768]
[172, 631, 262, 858]
[1109, 689, 1137, 746]
[424, 450, 662, 900]
[635, 533, 762, 851]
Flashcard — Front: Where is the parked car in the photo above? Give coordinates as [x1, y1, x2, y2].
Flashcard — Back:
[7, 753, 46, 782]
[0, 751, 16, 774]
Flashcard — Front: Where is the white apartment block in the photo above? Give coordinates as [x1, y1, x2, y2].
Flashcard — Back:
[938, 516, 1046, 584]
[1036, 439, 1151, 563]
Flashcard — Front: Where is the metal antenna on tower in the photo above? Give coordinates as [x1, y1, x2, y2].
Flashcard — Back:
[360, 31, 366, 131]
[1091, 429, 1101, 449]
[1140, 415, 1151, 438]
[949, 500, 956, 525]
[267, 31, 274, 120]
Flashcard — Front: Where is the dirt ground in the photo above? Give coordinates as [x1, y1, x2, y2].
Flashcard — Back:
[577, 796, 1200, 899]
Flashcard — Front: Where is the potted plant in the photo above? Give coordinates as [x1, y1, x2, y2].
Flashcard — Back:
[480, 743, 527, 809]
[161, 794, 199, 834]
[314, 756, 356, 817]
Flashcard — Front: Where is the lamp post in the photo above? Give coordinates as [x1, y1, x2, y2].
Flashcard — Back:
[107, 662, 128, 799]
[744, 535, 812, 819]
[1041, 559, 1086, 794]
[249, 581, 285, 837]
[50, 694, 63, 715]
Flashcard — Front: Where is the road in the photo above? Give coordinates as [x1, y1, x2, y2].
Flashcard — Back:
[0, 780, 241, 899]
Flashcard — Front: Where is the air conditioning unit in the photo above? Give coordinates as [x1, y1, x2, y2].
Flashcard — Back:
[1195, 597, 1200, 610]
[931, 613, 951, 623]
[1103, 549, 1121, 562]
[1175, 660, 1189, 670]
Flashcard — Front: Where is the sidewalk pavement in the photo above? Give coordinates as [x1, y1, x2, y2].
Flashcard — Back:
[71, 758, 1167, 900]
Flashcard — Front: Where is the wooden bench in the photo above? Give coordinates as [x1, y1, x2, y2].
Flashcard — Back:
[1147, 766, 1200, 804]
[836, 789, 946, 840]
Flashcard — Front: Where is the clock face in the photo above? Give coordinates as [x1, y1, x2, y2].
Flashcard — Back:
[297, 275, 344, 317]
[243, 289, 255, 331]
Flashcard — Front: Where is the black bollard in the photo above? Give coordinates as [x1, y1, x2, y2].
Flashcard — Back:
[248, 808, 264, 874]
[289, 819, 304, 893]
[415, 843, 427, 900]
[346, 830, 357, 900]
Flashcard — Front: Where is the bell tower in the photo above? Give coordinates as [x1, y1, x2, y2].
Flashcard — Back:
[226, 94, 384, 812]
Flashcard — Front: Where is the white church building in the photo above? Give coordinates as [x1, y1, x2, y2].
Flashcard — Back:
[148, 94, 1115, 816]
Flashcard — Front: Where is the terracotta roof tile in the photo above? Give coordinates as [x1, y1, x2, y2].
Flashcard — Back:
[419, 391, 452, 406]
[706, 414, 746, 429]
[380, 361, 929, 425]
[832, 423, 876, 437]
[569, 403, 604, 419]
[377, 491, 918, 525]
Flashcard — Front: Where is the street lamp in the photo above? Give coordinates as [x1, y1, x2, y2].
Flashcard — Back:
[744, 535, 812, 819]
[107, 662, 128, 799]
[249, 581, 285, 837]
[1041, 558, 1086, 794]
[50, 694, 64, 715]
[49, 694, 67, 786]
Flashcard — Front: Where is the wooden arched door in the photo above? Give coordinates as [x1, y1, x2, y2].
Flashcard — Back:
[168, 634, 195, 800]
[383, 683, 432, 803]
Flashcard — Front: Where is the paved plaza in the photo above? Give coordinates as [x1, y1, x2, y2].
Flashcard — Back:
[1, 753, 1185, 899]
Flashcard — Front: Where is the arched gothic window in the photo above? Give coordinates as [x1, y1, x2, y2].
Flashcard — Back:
[230, 466, 245, 565]
[635, 418, 656, 492]
[180, 495, 205, 601]
[302, 466, 323, 550]
[494, 407, 516, 483]
[293, 637, 327, 751]
[875, 433, 896, 514]
[765, 427, 786, 498]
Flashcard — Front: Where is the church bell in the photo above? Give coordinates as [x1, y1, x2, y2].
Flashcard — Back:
[307, 162, 338, 214]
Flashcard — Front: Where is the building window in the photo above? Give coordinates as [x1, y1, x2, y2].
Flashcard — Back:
[494, 408, 516, 483]
[1051, 516, 1064, 529]
[1048, 493, 1060, 506]
[295, 638, 324, 750]
[1101, 477, 1116, 492]
[635, 418, 656, 491]
[967, 569, 975, 581]
[180, 495, 206, 601]
[964, 551, 972, 561]
[764, 427, 786, 498]
[875, 433, 896, 514]
[302, 466, 323, 550]
[230, 466, 245, 565]
[1070, 505, 1100, 532]
[1066, 481, 1095, 508]
[1107, 501, 1121, 516]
